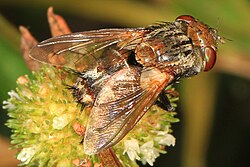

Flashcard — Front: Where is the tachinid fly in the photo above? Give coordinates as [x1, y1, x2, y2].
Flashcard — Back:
[29, 15, 224, 155]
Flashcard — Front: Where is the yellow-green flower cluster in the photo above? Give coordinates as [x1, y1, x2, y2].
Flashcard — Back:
[116, 100, 179, 166]
[3, 66, 179, 167]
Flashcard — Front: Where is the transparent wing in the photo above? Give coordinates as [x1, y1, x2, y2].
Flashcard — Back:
[84, 66, 174, 155]
[29, 28, 145, 71]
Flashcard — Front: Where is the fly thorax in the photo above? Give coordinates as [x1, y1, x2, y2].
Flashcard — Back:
[135, 24, 202, 77]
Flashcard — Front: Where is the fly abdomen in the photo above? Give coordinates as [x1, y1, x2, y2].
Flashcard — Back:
[71, 77, 94, 108]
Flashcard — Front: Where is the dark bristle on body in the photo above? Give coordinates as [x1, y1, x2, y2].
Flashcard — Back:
[127, 52, 143, 67]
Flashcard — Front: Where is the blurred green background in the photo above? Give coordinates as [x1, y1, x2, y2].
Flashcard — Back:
[0, 0, 250, 167]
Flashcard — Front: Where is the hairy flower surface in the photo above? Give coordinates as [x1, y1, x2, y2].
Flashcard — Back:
[3, 66, 179, 166]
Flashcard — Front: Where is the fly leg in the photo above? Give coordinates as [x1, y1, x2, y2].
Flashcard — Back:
[156, 91, 174, 111]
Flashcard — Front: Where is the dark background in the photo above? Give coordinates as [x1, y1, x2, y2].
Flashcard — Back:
[0, 0, 250, 167]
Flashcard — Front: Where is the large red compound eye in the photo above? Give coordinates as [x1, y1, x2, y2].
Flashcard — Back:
[175, 15, 195, 23]
[204, 46, 217, 71]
